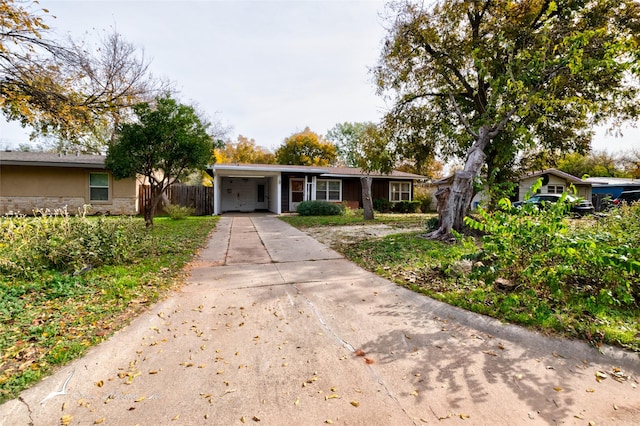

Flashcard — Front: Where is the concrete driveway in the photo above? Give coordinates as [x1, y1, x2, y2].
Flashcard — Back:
[1, 214, 638, 425]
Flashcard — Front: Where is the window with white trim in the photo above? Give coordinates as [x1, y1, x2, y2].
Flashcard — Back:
[390, 181, 411, 202]
[547, 185, 564, 194]
[89, 173, 110, 201]
[315, 179, 341, 201]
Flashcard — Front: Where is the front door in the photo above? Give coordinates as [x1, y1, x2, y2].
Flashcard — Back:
[255, 182, 267, 210]
[289, 178, 305, 211]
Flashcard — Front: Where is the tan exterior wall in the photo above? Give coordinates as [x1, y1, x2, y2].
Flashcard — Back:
[0, 165, 138, 215]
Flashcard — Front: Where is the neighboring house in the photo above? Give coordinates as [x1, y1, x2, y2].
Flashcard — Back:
[428, 168, 592, 211]
[584, 176, 640, 199]
[518, 168, 592, 201]
[0, 151, 139, 216]
[209, 163, 425, 215]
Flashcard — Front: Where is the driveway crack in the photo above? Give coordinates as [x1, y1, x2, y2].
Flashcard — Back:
[291, 283, 417, 425]
[18, 396, 34, 426]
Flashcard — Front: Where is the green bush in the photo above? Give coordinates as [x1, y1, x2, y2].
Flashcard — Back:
[464, 193, 640, 310]
[425, 216, 440, 231]
[373, 198, 392, 213]
[0, 207, 149, 277]
[296, 200, 345, 216]
[392, 201, 421, 213]
[413, 186, 434, 212]
[164, 204, 195, 220]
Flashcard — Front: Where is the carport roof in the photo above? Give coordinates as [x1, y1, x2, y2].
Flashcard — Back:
[210, 163, 426, 180]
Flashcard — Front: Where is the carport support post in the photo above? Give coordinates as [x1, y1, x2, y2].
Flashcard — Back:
[213, 173, 221, 215]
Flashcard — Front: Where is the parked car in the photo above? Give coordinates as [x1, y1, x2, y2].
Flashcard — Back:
[612, 190, 640, 206]
[512, 193, 595, 216]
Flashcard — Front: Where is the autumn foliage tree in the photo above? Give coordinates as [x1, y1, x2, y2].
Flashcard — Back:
[106, 95, 216, 227]
[0, 0, 161, 151]
[275, 127, 337, 166]
[376, 0, 640, 238]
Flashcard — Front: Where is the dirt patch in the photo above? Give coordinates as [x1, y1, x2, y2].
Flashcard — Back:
[303, 224, 425, 246]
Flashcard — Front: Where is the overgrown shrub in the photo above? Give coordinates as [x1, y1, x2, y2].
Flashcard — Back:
[296, 200, 345, 216]
[0, 207, 149, 277]
[425, 216, 440, 231]
[464, 194, 639, 310]
[342, 205, 364, 217]
[413, 186, 434, 212]
[373, 198, 392, 213]
[392, 201, 421, 213]
[164, 204, 195, 220]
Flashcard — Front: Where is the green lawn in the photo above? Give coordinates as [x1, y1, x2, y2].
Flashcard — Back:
[280, 211, 435, 228]
[0, 216, 218, 404]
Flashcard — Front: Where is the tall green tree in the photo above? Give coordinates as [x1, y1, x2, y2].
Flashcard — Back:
[556, 151, 629, 178]
[622, 148, 640, 178]
[326, 122, 394, 219]
[376, 0, 640, 238]
[326, 122, 370, 167]
[275, 127, 337, 166]
[106, 95, 217, 227]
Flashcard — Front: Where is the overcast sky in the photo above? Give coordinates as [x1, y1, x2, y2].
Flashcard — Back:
[1, 0, 638, 154]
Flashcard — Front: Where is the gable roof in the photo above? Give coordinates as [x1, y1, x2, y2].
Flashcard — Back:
[211, 163, 426, 180]
[521, 168, 589, 185]
[0, 151, 106, 169]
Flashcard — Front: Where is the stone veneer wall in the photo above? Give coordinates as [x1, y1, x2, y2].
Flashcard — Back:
[0, 196, 138, 216]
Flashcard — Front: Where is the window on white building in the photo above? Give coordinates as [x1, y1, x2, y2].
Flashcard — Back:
[547, 185, 564, 194]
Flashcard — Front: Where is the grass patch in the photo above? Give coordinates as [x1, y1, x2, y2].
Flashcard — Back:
[280, 212, 434, 229]
[0, 216, 218, 404]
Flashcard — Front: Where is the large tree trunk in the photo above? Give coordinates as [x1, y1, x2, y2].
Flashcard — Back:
[427, 128, 492, 239]
[361, 176, 374, 220]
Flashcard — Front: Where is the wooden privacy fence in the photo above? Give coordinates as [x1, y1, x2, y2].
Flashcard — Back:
[138, 184, 214, 216]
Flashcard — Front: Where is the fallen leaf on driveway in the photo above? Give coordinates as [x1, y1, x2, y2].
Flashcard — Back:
[354, 349, 365, 357]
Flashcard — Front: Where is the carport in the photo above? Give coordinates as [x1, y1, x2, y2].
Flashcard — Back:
[210, 164, 281, 215]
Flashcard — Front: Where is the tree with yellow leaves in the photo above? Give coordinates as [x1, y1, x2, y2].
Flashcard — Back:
[275, 127, 337, 166]
[215, 135, 276, 164]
